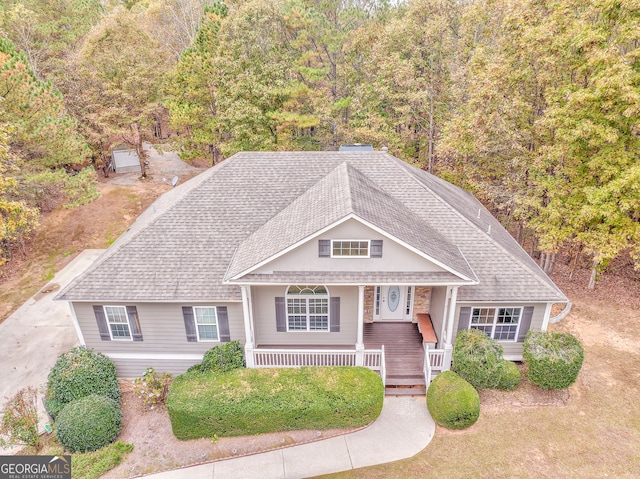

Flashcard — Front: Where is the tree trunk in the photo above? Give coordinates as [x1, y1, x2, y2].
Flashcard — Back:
[209, 144, 221, 166]
[548, 252, 557, 275]
[569, 246, 582, 281]
[516, 222, 523, 245]
[588, 256, 598, 290]
[130, 123, 146, 178]
[427, 88, 435, 174]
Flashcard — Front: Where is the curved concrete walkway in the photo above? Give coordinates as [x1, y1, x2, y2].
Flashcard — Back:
[145, 395, 435, 479]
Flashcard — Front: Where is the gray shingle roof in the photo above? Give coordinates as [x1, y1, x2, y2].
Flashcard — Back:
[56, 151, 566, 303]
[226, 162, 475, 282]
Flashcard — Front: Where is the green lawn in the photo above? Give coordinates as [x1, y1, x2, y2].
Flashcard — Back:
[318, 296, 640, 478]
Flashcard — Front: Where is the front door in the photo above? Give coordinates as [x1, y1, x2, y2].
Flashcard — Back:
[376, 285, 413, 321]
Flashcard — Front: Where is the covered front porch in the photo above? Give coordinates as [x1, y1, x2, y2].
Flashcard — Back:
[239, 283, 461, 389]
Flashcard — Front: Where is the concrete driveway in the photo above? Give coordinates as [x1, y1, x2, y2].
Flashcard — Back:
[0, 249, 104, 443]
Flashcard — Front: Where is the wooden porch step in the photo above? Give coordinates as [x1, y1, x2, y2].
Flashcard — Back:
[385, 387, 426, 396]
[386, 376, 426, 387]
[385, 372, 426, 396]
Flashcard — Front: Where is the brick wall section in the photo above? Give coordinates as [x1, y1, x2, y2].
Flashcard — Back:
[364, 286, 375, 322]
[411, 287, 431, 321]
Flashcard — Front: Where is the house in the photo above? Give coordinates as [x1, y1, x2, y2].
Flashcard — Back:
[110, 147, 141, 174]
[56, 150, 568, 386]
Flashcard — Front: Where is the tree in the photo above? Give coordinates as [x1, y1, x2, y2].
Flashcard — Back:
[0, 37, 90, 170]
[164, 2, 229, 164]
[529, 0, 640, 287]
[145, 0, 218, 60]
[347, 0, 457, 170]
[0, 124, 38, 266]
[67, 6, 173, 175]
[0, 0, 103, 80]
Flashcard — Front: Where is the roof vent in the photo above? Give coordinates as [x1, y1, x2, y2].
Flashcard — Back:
[338, 144, 374, 152]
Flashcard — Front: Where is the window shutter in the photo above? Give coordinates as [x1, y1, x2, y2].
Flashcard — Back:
[182, 307, 197, 342]
[518, 306, 534, 342]
[275, 297, 286, 332]
[218, 306, 230, 342]
[318, 239, 330, 257]
[370, 240, 383, 258]
[93, 305, 111, 341]
[457, 307, 471, 331]
[330, 297, 340, 332]
[126, 306, 143, 341]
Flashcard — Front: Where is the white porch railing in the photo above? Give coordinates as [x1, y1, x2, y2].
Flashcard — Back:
[423, 347, 446, 385]
[252, 347, 386, 386]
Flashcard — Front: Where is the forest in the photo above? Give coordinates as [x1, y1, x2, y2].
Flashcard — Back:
[0, 0, 638, 288]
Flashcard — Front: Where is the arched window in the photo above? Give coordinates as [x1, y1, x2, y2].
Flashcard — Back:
[286, 285, 329, 331]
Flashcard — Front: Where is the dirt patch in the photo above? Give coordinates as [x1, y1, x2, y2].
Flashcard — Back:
[0, 144, 204, 323]
[103, 380, 357, 478]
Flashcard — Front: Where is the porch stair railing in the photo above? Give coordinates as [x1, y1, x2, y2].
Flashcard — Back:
[424, 347, 446, 385]
[252, 346, 386, 386]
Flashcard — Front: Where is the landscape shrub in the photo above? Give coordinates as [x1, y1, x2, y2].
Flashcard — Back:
[523, 331, 584, 389]
[0, 387, 40, 449]
[167, 366, 384, 439]
[55, 394, 122, 453]
[198, 340, 245, 373]
[497, 360, 521, 391]
[131, 368, 172, 409]
[46, 347, 120, 419]
[427, 371, 480, 429]
[452, 328, 504, 389]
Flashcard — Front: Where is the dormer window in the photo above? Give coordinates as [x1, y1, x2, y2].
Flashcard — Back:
[332, 240, 369, 258]
[318, 239, 383, 258]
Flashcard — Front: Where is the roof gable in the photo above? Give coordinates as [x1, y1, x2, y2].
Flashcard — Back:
[225, 162, 476, 283]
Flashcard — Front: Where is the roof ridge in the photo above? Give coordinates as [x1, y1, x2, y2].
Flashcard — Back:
[391, 160, 566, 301]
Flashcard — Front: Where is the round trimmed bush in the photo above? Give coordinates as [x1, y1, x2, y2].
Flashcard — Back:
[452, 328, 504, 389]
[200, 340, 245, 373]
[497, 360, 521, 391]
[427, 371, 480, 429]
[55, 394, 122, 452]
[46, 347, 120, 418]
[523, 331, 584, 389]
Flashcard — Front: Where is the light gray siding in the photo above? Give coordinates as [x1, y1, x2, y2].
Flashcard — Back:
[73, 301, 245, 376]
[429, 287, 447, 348]
[452, 302, 549, 359]
[253, 219, 446, 275]
[251, 285, 357, 346]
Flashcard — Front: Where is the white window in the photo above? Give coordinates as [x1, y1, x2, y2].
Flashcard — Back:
[286, 285, 329, 332]
[331, 240, 370, 258]
[193, 306, 219, 341]
[470, 307, 522, 341]
[104, 306, 132, 340]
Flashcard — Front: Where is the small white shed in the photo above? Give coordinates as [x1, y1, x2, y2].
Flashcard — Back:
[110, 148, 141, 174]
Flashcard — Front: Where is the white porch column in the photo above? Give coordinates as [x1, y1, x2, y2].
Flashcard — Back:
[355, 285, 365, 366]
[445, 285, 459, 345]
[241, 286, 255, 367]
[442, 285, 459, 371]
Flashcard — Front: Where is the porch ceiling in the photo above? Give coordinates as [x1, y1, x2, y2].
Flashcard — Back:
[227, 270, 470, 285]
